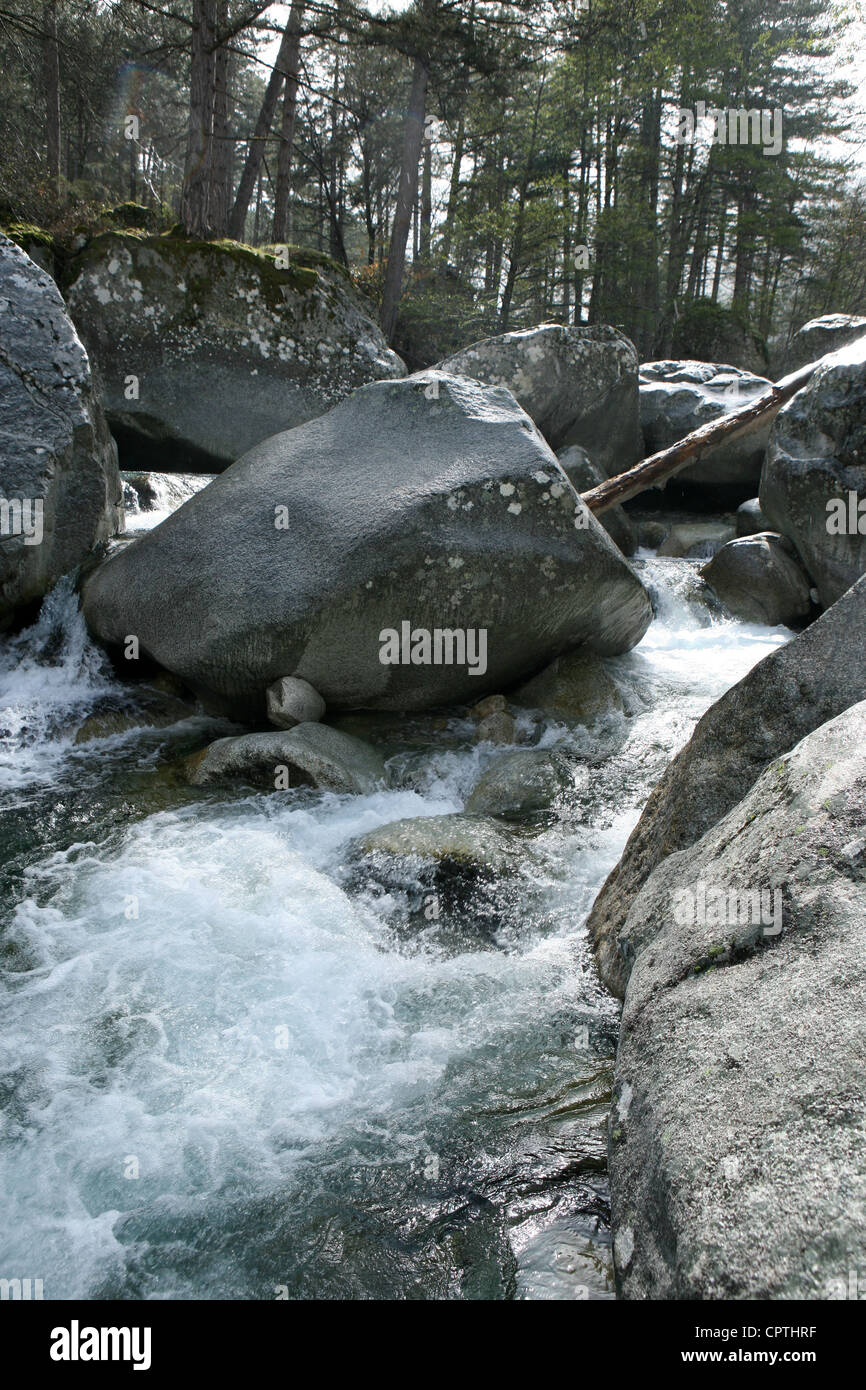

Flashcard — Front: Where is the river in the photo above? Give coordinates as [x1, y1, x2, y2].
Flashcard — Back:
[0, 532, 790, 1300]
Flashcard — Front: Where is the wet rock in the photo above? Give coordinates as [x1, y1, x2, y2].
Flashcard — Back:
[266, 676, 326, 729]
[438, 322, 641, 472]
[760, 336, 866, 608]
[64, 233, 405, 471]
[468, 693, 507, 720]
[735, 496, 769, 537]
[475, 710, 516, 744]
[465, 749, 581, 817]
[187, 722, 386, 793]
[0, 234, 122, 625]
[83, 371, 652, 717]
[657, 521, 735, 559]
[513, 650, 623, 725]
[610, 700, 866, 1298]
[587, 574, 866, 997]
[700, 533, 813, 626]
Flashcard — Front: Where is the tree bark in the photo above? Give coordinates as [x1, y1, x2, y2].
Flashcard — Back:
[271, 0, 304, 242]
[209, 3, 232, 237]
[42, 0, 61, 189]
[181, 0, 217, 237]
[380, 56, 429, 343]
[582, 362, 820, 515]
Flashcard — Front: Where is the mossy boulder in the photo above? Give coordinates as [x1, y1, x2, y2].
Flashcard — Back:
[63, 232, 406, 470]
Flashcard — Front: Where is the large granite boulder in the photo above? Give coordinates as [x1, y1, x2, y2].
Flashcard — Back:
[586, 574, 866, 997]
[699, 532, 813, 627]
[760, 337, 866, 609]
[64, 233, 405, 471]
[784, 313, 866, 372]
[83, 372, 652, 718]
[438, 323, 641, 473]
[0, 234, 122, 625]
[639, 360, 772, 499]
[610, 699, 866, 1299]
[187, 722, 386, 794]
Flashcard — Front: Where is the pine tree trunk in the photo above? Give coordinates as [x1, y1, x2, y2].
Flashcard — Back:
[209, 5, 232, 237]
[380, 56, 429, 343]
[271, 1, 304, 243]
[182, 0, 217, 238]
[42, 0, 61, 189]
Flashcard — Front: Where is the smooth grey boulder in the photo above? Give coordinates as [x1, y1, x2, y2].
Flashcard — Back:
[735, 496, 769, 536]
[512, 648, 623, 724]
[438, 323, 641, 473]
[556, 444, 637, 555]
[187, 722, 386, 793]
[586, 574, 866, 997]
[465, 749, 581, 817]
[760, 336, 866, 609]
[266, 676, 326, 729]
[83, 371, 652, 717]
[784, 313, 866, 371]
[64, 233, 405, 471]
[700, 532, 812, 626]
[610, 700, 866, 1299]
[0, 234, 122, 624]
[639, 360, 771, 497]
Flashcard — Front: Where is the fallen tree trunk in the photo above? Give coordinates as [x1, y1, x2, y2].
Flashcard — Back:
[581, 360, 820, 516]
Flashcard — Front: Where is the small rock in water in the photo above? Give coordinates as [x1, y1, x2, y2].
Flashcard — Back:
[187, 722, 385, 794]
[513, 649, 623, 725]
[465, 749, 582, 817]
[475, 710, 516, 744]
[266, 675, 326, 729]
[468, 693, 507, 720]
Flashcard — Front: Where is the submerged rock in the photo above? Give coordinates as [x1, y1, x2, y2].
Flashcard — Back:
[64, 233, 405, 471]
[700, 533, 812, 626]
[760, 336, 866, 608]
[0, 234, 122, 625]
[610, 700, 866, 1298]
[465, 749, 580, 817]
[187, 722, 386, 793]
[587, 574, 866, 997]
[438, 323, 641, 472]
[513, 649, 623, 725]
[83, 371, 652, 717]
[475, 710, 516, 745]
[639, 360, 771, 499]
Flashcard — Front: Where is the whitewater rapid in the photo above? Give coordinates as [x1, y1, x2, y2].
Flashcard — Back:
[0, 554, 791, 1299]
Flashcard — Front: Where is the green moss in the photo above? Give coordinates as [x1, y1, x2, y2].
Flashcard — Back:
[2, 221, 55, 248]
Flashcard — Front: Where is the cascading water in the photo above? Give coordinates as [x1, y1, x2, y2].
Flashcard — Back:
[0, 550, 792, 1300]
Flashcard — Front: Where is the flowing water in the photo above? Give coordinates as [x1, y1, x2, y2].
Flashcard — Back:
[0, 544, 791, 1301]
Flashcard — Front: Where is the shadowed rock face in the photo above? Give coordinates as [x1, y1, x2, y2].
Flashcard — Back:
[64, 233, 406, 472]
[82, 371, 652, 718]
[586, 574, 866, 998]
[609, 699, 866, 1300]
[438, 322, 642, 473]
[761, 336, 866, 609]
[639, 359, 771, 497]
[0, 235, 122, 625]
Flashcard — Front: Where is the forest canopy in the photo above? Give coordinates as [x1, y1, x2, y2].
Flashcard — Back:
[1, 0, 864, 365]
